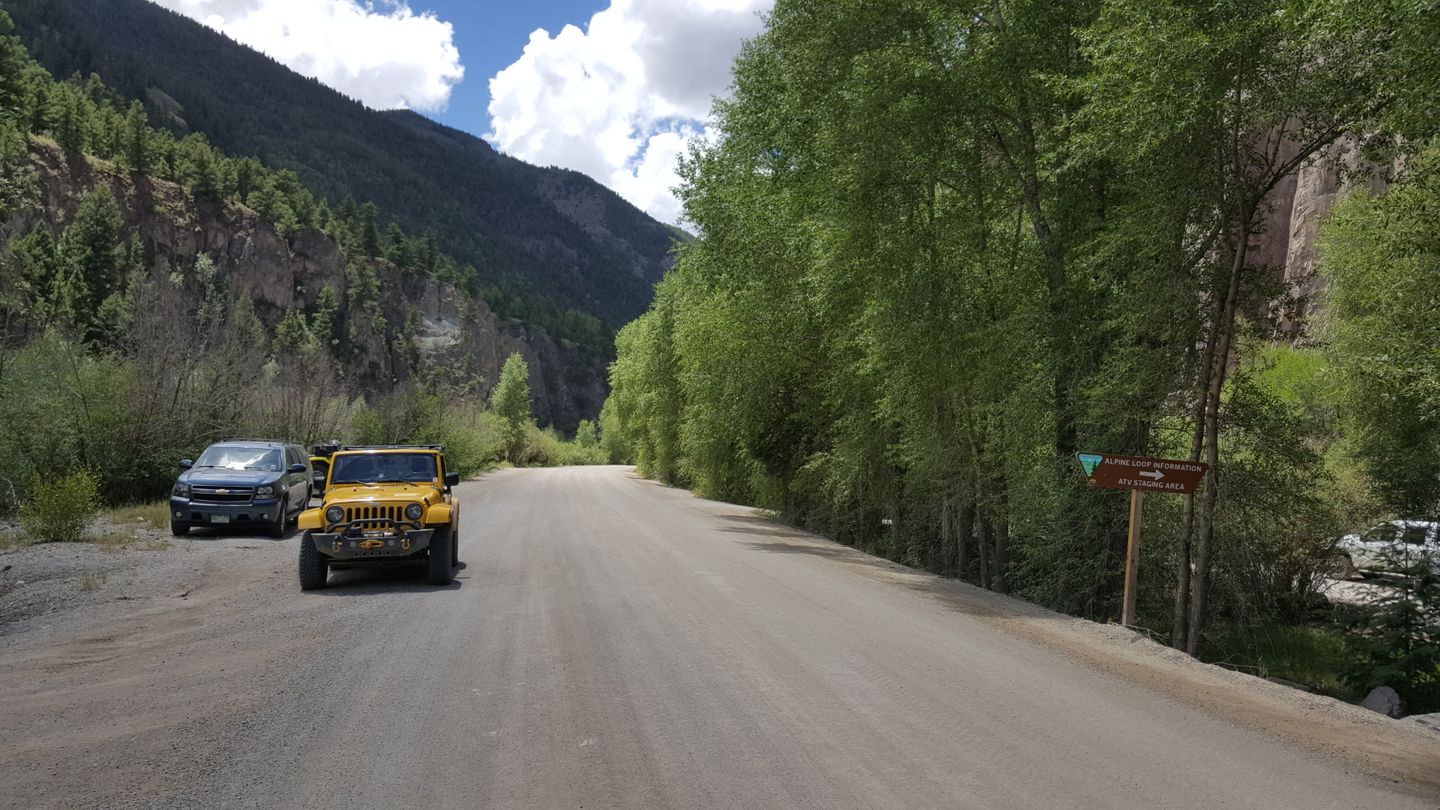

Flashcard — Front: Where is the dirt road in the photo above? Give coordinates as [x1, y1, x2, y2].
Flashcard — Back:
[1, 466, 1436, 808]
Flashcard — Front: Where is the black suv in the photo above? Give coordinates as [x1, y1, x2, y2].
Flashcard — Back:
[170, 441, 312, 537]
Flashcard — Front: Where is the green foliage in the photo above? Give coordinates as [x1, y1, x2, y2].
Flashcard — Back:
[352, 392, 495, 477]
[350, 387, 605, 473]
[574, 419, 599, 449]
[1323, 147, 1440, 517]
[1203, 622, 1358, 700]
[513, 425, 609, 468]
[19, 467, 100, 543]
[1340, 544, 1440, 712]
[493, 353, 532, 463]
[598, 397, 630, 464]
[59, 187, 125, 316]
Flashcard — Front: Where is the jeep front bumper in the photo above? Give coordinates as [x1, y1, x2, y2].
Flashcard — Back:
[311, 528, 434, 560]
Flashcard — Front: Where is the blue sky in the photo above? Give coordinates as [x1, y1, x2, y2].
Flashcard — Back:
[150, 0, 772, 223]
[406, 0, 604, 138]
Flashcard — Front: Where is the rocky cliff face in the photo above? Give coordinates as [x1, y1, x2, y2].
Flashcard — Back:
[1257, 137, 1391, 337]
[16, 141, 608, 432]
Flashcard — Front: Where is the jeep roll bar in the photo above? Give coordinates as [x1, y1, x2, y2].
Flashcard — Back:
[338, 445, 446, 452]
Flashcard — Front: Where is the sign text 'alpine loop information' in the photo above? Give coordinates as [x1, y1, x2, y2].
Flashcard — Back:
[1077, 453, 1209, 495]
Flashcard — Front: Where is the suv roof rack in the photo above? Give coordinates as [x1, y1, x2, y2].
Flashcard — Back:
[339, 445, 445, 452]
[221, 438, 288, 445]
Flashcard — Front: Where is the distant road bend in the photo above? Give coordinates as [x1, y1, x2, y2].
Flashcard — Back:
[1, 466, 1436, 808]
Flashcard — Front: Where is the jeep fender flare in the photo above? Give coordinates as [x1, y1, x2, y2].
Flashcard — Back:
[425, 502, 456, 526]
[297, 507, 325, 532]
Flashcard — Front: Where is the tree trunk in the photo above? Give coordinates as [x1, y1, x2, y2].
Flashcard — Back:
[1186, 204, 1253, 656]
[957, 500, 973, 581]
[993, 511, 1011, 594]
[976, 510, 992, 590]
[1174, 288, 1224, 649]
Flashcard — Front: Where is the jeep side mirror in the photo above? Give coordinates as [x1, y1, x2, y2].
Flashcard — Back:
[178, 459, 193, 470]
[288, 463, 306, 474]
[445, 472, 461, 487]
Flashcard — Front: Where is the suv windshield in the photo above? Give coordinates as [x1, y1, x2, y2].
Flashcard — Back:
[194, 446, 283, 472]
[329, 453, 438, 485]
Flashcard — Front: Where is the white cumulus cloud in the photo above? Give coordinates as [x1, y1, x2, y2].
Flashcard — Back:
[487, 0, 771, 224]
[149, 0, 464, 112]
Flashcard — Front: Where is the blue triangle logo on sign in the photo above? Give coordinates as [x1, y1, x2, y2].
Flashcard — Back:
[1078, 453, 1103, 477]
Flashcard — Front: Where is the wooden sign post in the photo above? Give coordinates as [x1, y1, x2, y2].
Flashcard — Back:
[1077, 453, 1209, 627]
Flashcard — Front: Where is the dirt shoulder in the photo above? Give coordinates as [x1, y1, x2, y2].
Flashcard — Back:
[0, 526, 292, 636]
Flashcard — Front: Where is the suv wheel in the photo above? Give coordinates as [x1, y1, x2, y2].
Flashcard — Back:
[298, 532, 328, 590]
[267, 498, 288, 538]
[171, 521, 189, 537]
[427, 526, 454, 586]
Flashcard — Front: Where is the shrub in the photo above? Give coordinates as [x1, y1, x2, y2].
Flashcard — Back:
[19, 468, 101, 543]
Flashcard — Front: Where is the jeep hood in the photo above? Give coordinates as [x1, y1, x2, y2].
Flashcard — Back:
[325, 484, 442, 504]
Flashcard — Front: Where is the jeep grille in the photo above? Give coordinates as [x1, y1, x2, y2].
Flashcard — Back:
[191, 486, 254, 504]
[343, 505, 406, 528]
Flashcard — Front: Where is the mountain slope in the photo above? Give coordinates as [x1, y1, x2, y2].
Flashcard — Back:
[3, 0, 678, 326]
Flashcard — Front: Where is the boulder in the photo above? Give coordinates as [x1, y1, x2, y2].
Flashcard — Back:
[1404, 713, 1440, 734]
[1359, 686, 1405, 719]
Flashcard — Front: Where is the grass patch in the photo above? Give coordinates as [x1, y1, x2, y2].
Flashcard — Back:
[0, 530, 27, 551]
[1204, 622, 1359, 700]
[106, 501, 170, 528]
[79, 573, 107, 591]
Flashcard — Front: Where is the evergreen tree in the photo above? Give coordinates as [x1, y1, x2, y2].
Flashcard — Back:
[360, 202, 381, 258]
[58, 189, 124, 317]
[50, 86, 87, 154]
[123, 101, 149, 174]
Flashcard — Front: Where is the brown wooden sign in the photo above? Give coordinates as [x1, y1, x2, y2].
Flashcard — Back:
[1077, 453, 1208, 495]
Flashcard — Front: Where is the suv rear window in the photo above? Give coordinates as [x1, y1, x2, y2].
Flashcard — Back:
[329, 453, 438, 485]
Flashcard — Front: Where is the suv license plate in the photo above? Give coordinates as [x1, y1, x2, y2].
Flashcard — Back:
[210, 515, 230, 524]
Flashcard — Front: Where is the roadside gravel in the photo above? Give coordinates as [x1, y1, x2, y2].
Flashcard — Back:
[0, 528, 290, 634]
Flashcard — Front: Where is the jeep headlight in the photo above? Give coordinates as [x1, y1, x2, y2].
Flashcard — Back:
[256, 485, 275, 497]
[325, 506, 345, 525]
[173, 483, 190, 498]
[405, 503, 424, 521]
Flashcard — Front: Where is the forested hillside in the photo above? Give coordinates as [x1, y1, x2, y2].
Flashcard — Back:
[1, 0, 680, 328]
[602, 0, 1440, 709]
[0, 11, 610, 518]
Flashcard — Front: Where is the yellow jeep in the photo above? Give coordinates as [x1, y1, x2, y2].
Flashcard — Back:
[297, 445, 462, 589]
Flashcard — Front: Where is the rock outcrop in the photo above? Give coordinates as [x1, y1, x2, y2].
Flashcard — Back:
[1256, 137, 1393, 337]
[15, 141, 606, 432]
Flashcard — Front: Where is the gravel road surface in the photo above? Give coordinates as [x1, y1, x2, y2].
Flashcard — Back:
[1, 466, 1436, 808]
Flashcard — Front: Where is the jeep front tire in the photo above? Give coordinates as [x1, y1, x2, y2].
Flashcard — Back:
[427, 526, 454, 586]
[299, 532, 328, 590]
[171, 521, 189, 537]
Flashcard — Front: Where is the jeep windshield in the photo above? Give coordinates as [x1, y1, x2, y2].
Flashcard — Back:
[194, 446, 283, 472]
[329, 453, 438, 485]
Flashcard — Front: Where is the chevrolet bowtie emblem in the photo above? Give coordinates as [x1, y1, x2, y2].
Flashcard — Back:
[216, 489, 229, 494]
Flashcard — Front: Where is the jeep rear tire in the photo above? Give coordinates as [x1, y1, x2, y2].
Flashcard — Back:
[267, 498, 287, 538]
[170, 521, 189, 537]
[299, 532, 327, 590]
[427, 526, 454, 586]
